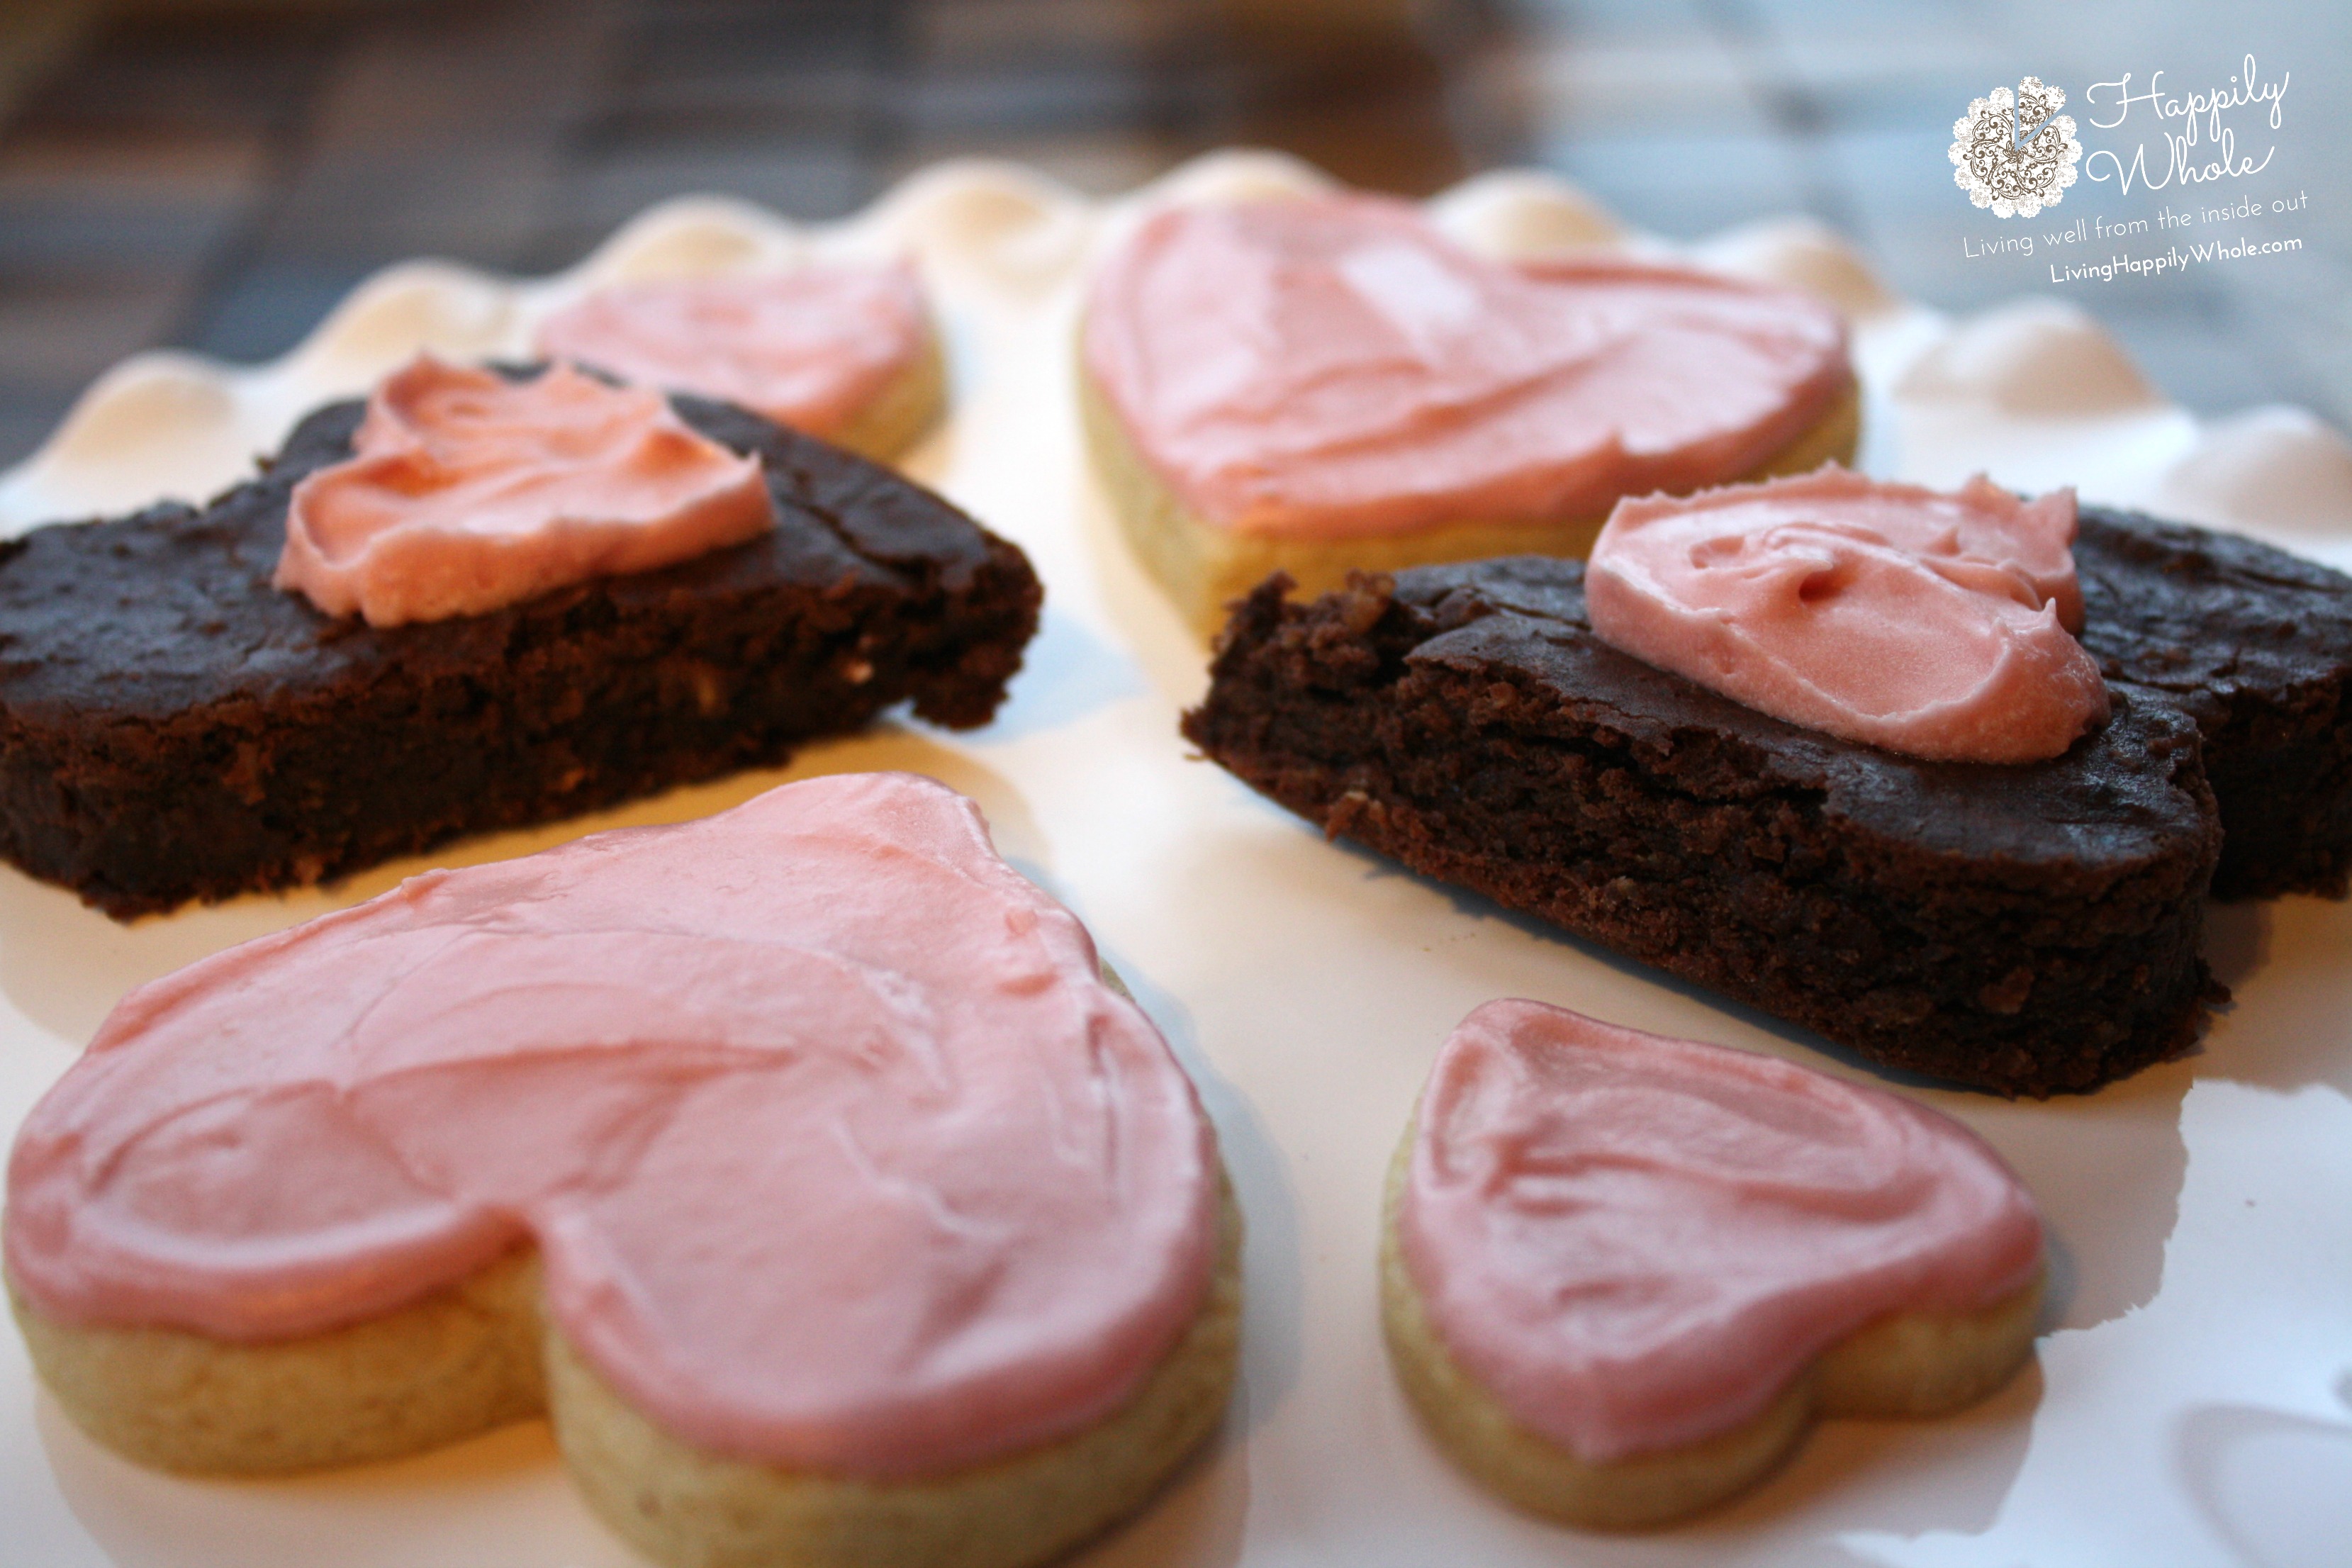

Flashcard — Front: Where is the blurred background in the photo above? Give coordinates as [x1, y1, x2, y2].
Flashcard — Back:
[0, 0, 2344, 473]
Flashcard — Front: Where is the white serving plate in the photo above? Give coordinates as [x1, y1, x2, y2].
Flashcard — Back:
[3, 152, 2349, 1568]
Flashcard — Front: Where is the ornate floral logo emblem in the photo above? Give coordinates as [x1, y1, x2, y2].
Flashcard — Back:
[1949, 77, 2081, 218]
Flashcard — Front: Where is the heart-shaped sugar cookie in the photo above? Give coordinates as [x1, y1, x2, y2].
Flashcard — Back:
[6, 773, 1229, 1567]
[532, 260, 941, 459]
[1082, 194, 1854, 541]
[1385, 999, 2042, 1526]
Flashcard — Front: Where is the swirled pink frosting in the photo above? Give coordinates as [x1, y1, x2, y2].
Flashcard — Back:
[1586, 467, 2109, 763]
[1080, 195, 1852, 539]
[276, 355, 773, 626]
[4, 773, 1221, 1479]
[1398, 1000, 2043, 1463]
[533, 262, 932, 437]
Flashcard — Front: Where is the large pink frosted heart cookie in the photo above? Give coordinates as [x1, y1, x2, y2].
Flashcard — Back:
[6, 773, 1234, 1568]
[1384, 999, 2043, 1528]
[1077, 191, 1860, 631]
[1082, 194, 1854, 541]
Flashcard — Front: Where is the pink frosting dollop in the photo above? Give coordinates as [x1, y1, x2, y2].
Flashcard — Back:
[533, 262, 933, 437]
[1586, 467, 2110, 763]
[1080, 194, 1852, 539]
[276, 355, 773, 626]
[3, 773, 1221, 1480]
[1397, 1000, 2043, 1463]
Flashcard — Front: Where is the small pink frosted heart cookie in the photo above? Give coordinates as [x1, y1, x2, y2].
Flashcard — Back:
[534, 259, 942, 460]
[1383, 999, 2043, 1528]
[6, 773, 1237, 1568]
[1078, 193, 1859, 629]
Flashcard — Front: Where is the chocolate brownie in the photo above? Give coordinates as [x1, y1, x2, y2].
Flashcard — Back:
[0, 392, 1041, 918]
[2074, 506, 2352, 900]
[1182, 561, 2220, 1096]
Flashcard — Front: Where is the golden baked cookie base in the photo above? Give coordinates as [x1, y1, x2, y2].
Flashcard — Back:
[821, 331, 948, 464]
[1080, 372, 1863, 636]
[8, 1249, 544, 1475]
[6, 1181, 1240, 1568]
[1377, 1127, 2040, 1530]
[557, 1185, 1242, 1568]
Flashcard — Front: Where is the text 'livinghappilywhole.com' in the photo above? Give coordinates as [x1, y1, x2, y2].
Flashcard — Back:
[2044, 234, 2304, 284]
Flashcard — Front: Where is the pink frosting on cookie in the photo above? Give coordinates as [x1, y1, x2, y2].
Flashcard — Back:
[3, 774, 1221, 1479]
[1397, 1000, 2043, 1463]
[1080, 195, 1852, 539]
[1586, 467, 2110, 763]
[276, 355, 773, 626]
[533, 262, 933, 437]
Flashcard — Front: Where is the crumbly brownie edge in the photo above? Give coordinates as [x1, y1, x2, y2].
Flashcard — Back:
[2, 573, 1024, 917]
[2075, 508, 2352, 900]
[1184, 575, 2219, 1097]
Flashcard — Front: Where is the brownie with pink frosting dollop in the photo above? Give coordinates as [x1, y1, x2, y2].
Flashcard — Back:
[1183, 550, 2223, 1095]
[0, 368, 1040, 917]
[1187, 461, 2352, 1090]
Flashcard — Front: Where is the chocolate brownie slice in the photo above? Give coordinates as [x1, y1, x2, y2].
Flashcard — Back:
[0, 393, 1041, 918]
[2075, 506, 2352, 900]
[1182, 561, 2219, 1096]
